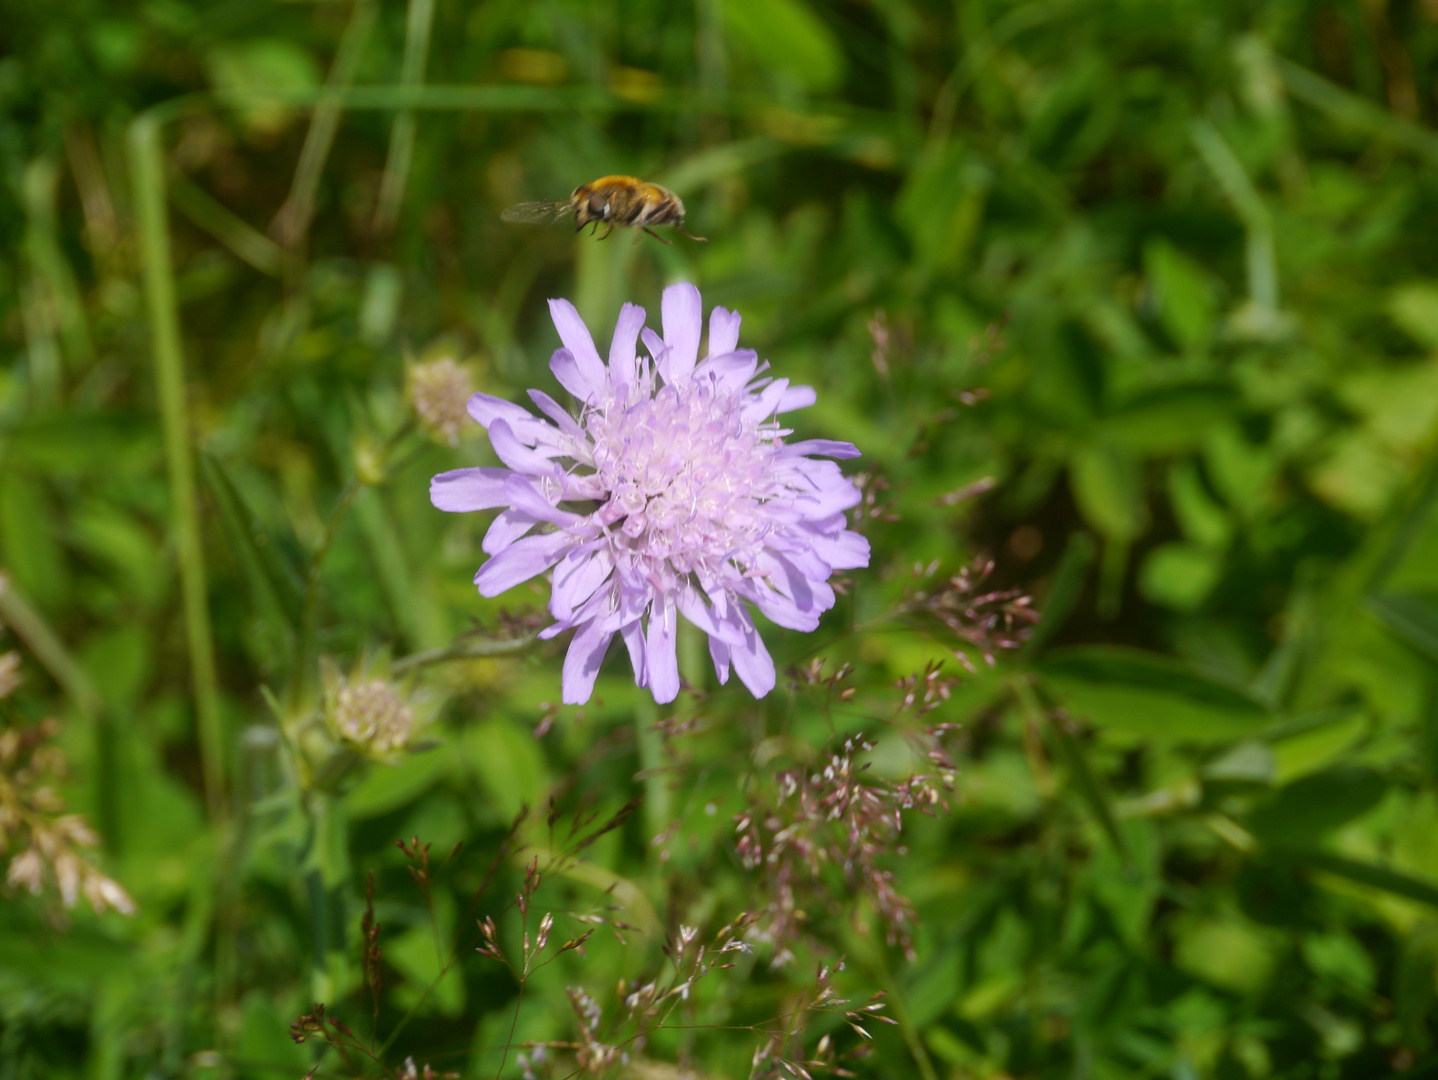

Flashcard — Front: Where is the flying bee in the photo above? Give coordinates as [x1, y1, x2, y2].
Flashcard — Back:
[501, 175, 706, 244]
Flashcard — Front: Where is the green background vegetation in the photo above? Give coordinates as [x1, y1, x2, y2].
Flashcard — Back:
[4, 0, 1438, 1077]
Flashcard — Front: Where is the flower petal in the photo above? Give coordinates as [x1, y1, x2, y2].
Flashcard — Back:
[549, 348, 592, 402]
[784, 438, 862, 460]
[777, 384, 817, 413]
[646, 594, 680, 703]
[489, 419, 560, 477]
[528, 389, 585, 444]
[431, 467, 513, 512]
[561, 618, 613, 705]
[731, 622, 776, 698]
[741, 377, 791, 424]
[621, 619, 648, 687]
[707, 305, 742, 358]
[482, 509, 540, 555]
[467, 392, 533, 432]
[661, 283, 702, 383]
[608, 302, 647, 393]
[676, 583, 745, 645]
[708, 636, 731, 686]
[551, 546, 615, 622]
[548, 298, 607, 393]
[807, 526, 871, 570]
[474, 531, 574, 597]
[742, 579, 820, 631]
[692, 349, 759, 392]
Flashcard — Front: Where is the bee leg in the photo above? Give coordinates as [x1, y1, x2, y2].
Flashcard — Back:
[599, 223, 614, 240]
[677, 225, 708, 243]
[642, 227, 673, 246]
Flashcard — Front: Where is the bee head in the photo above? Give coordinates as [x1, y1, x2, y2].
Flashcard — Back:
[587, 192, 609, 220]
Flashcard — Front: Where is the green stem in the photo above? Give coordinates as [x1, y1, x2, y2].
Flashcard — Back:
[296, 476, 362, 701]
[128, 117, 226, 826]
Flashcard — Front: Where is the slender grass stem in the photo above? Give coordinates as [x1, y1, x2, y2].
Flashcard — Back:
[128, 117, 226, 826]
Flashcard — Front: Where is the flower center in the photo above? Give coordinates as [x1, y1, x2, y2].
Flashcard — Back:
[585, 380, 779, 585]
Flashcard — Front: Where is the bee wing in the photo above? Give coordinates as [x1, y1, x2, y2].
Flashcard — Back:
[500, 200, 571, 225]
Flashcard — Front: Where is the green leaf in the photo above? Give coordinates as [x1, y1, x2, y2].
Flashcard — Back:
[1369, 591, 1438, 663]
[1103, 384, 1239, 453]
[1040, 646, 1273, 744]
[1138, 543, 1223, 612]
[1388, 282, 1438, 349]
[1276, 849, 1438, 911]
[0, 471, 68, 610]
[720, 0, 845, 92]
[1047, 714, 1128, 859]
[1246, 766, 1387, 845]
[1069, 446, 1145, 542]
[200, 452, 303, 635]
[1143, 238, 1216, 352]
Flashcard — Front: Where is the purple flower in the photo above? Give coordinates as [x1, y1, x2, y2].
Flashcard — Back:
[431, 283, 870, 705]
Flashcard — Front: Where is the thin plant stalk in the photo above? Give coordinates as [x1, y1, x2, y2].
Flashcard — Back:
[128, 117, 227, 826]
[373, 0, 436, 233]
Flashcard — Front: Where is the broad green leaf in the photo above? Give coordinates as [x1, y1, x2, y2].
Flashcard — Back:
[1139, 543, 1222, 612]
[1278, 849, 1438, 911]
[1368, 591, 1438, 663]
[1388, 282, 1438, 349]
[1172, 915, 1278, 994]
[1069, 446, 1145, 542]
[1143, 238, 1215, 352]
[1246, 766, 1387, 845]
[720, 0, 845, 92]
[1040, 646, 1273, 743]
[1104, 384, 1239, 453]
[1046, 713, 1128, 858]
[0, 472, 68, 610]
[206, 39, 320, 135]
[344, 749, 451, 820]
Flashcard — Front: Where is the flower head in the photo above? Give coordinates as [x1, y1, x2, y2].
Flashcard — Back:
[408, 356, 476, 445]
[431, 283, 870, 705]
[319, 657, 424, 761]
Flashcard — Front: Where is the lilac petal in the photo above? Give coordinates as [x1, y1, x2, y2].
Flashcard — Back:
[483, 509, 540, 555]
[467, 392, 533, 432]
[807, 527, 871, 570]
[764, 551, 818, 614]
[501, 475, 583, 526]
[528, 390, 585, 443]
[474, 531, 574, 597]
[676, 583, 745, 645]
[431, 467, 514, 512]
[561, 618, 613, 705]
[646, 594, 680, 703]
[548, 299, 607, 393]
[791, 461, 863, 517]
[731, 623, 776, 698]
[784, 438, 862, 460]
[707, 305, 742, 358]
[708, 636, 731, 686]
[743, 579, 820, 631]
[608, 303, 646, 393]
[641, 328, 670, 379]
[661, 283, 703, 383]
[551, 546, 615, 621]
[621, 620, 648, 687]
[741, 378, 791, 423]
[489, 419, 560, 477]
[767, 538, 833, 583]
[549, 348, 593, 402]
[777, 385, 817, 413]
[692, 349, 759, 392]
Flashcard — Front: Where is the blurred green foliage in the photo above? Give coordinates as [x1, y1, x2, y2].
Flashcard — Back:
[4, 0, 1438, 1078]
